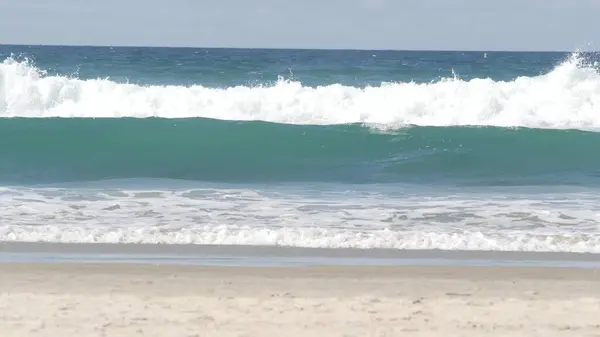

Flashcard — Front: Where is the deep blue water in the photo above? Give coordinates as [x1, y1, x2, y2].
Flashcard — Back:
[0, 45, 573, 86]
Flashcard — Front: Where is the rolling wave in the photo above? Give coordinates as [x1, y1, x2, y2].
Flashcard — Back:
[1, 54, 600, 130]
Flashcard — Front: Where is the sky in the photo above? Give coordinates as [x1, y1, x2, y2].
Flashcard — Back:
[0, 0, 598, 51]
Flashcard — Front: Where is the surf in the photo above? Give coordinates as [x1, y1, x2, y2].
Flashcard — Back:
[1, 53, 600, 131]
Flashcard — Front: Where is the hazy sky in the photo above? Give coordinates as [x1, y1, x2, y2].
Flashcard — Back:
[0, 0, 598, 51]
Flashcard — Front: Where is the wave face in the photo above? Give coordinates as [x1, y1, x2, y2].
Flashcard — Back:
[1, 118, 599, 185]
[1, 54, 600, 130]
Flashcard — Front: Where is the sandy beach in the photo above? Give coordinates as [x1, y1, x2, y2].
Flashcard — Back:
[1, 263, 599, 336]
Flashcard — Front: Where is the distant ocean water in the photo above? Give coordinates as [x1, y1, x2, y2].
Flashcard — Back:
[1, 45, 600, 253]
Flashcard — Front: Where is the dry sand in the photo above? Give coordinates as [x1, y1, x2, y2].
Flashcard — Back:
[1, 263, 600, 336]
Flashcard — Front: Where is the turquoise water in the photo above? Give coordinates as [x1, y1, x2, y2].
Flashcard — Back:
[1, 45, 600, 253]
[2, 118, 600, 186]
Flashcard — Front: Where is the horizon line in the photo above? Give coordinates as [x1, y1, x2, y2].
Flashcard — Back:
[0, 43, 591, 53]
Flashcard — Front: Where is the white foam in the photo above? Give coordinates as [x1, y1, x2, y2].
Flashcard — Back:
[2, 54, 600, 130]
[1, 186, 600, 253]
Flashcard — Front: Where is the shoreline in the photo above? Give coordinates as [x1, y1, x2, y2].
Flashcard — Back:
[2, 241, 600, 269]
[1, 263, 599, 336]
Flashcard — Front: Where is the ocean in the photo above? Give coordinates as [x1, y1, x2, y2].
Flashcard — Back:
[1, 45, 600, 255]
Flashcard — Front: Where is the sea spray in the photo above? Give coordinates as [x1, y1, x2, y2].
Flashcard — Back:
[1, 54, 600, 130]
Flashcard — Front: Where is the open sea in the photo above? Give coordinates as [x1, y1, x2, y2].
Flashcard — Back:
[1, 45, 600, 260]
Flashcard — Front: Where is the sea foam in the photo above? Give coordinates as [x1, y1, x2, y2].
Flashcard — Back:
[2, 54, 600, 130]
[1, 186, 599, 253]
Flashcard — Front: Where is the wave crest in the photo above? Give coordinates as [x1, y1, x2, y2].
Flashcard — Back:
[2, 53, 600, 130]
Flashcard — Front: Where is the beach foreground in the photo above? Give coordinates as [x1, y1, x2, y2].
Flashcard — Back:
[1, 263, 600, 336]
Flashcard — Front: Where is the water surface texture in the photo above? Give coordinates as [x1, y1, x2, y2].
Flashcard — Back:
[1, 45, 600, 253]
